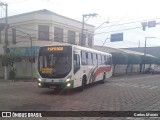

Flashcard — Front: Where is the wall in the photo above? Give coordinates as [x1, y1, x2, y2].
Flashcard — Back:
[0, 59, 3, 78]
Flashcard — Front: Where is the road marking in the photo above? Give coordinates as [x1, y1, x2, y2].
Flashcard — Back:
[126, 117, 145, 120]
[149, 86, 159, 89]
[111, 75, 160, 82]
[129, 84, 139, 87]
[140, 85, 151, 88]
[115, 83, 124, 86]
[107, 82, 159, 90]
[107, 83, 117, 86]
[139, 84, 146, 87]
[130, 85, 139, 87]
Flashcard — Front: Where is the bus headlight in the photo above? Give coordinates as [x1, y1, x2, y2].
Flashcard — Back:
[66, 76, 72, 82]
[67, 83, 71, 87]
[38, 83, 41, 86]
[38, 78, 42, 82]
[66, 78, 70, 82]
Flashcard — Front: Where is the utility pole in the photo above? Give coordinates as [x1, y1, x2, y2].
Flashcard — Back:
[29, 35, 33, 80]
[143, 36, 155, 72]
[81, 13, 97, 46]
[0, 2, 8, 80]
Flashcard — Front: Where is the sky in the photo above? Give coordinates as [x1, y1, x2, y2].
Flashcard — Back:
[1, 0, 160, 48]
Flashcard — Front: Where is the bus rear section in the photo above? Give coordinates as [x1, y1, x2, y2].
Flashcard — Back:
[37, 46, 73, 90]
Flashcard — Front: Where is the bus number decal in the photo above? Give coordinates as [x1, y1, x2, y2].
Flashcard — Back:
[41, 68, 53, 74]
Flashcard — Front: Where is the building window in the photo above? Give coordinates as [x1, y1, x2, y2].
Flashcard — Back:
[68, 30, 75, 44]
[38, 25, 49, 40]
[79, 33, 86, 46]
[54, 27, 63, 42]
[88, 34, 93, 47]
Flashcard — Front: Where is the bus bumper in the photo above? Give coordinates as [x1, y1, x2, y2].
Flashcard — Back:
[38, 81, 74, 89]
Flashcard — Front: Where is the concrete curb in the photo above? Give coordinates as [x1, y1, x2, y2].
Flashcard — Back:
[0, 74, 156, 83]
[0, 79, 36, 83]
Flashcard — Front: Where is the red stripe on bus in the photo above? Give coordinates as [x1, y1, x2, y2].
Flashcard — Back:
[94, 66, 112, 80]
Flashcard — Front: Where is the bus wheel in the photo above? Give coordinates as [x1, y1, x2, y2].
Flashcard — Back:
[100, 73, 106, 84]
[79, 76, 86, 92]
[79, 80, 84, 92]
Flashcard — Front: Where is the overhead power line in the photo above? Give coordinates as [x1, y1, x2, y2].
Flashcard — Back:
[94, 26, 141, 35]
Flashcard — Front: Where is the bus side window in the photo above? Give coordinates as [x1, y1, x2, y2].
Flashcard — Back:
[93, 53, 97, 65]
[97, 54, 102, 65]
[81, 51, 87, 65]
[102, 55, 105, 65]
[87, 52, 93, 65]
[108, 56, 112, 65]
[105, 56, 108, 65]
[74, 54, 80, 74]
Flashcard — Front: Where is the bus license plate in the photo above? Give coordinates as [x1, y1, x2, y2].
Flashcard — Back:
[50, 86, 56, 89]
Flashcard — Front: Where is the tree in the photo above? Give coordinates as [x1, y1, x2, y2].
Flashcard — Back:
[140, 55, 157, 73]
[152, 57, 160, 65]
[126, 54, 141, 74]
[1, 52, 22, 79]
[111, 52, 128, 76]
[1, 52, 22, 67]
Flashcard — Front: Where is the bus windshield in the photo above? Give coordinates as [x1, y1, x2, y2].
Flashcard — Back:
[38, 46, 72, 78]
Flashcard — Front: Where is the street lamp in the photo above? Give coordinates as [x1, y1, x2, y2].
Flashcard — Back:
[94, 21, 109, 30]
[94, 21, 110, 47]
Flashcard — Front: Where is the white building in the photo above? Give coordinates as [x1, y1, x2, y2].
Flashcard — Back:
[0, 9, 94, 78]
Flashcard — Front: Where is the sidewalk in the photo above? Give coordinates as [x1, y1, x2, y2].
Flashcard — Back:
[109, 73, 156, 80]
[0, 73, 156, 83]
[0, 78, 36, 83]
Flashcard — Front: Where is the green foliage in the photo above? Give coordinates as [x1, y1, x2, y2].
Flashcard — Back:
[126, 54, 141, 74]
[152, 57, 160, 65]
[1, 52, 22, 66]
[111, 52, 128, 76]
[140, 55, 155, 64]
[127, 54, 141, 64]
[111, 52, 128, 65]
[9, 67, 16, 79]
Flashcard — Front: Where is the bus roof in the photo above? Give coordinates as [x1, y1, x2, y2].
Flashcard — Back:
[39, 43, 112, 56]
[72, 45, 111, 56]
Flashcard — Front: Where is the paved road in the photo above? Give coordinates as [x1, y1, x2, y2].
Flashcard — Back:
[0, 74, 160, 120]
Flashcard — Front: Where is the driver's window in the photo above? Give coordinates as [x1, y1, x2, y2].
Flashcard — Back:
[74, 54, 80, 74]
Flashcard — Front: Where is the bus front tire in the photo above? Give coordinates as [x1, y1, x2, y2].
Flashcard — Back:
[79, 80, 84, 92]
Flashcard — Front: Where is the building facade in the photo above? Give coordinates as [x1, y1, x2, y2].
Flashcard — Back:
[0, 9, 94, 78]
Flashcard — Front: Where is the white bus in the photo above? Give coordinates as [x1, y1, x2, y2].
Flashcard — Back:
[37, 44, 112, 91]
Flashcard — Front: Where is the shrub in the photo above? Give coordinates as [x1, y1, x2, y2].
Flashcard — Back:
[9, 68, 16, 79]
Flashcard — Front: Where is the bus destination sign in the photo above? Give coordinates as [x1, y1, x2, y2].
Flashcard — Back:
[47, 47, 64, 51]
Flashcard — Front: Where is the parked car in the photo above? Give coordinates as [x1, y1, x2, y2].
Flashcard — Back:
[150, 65, 160, 74]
